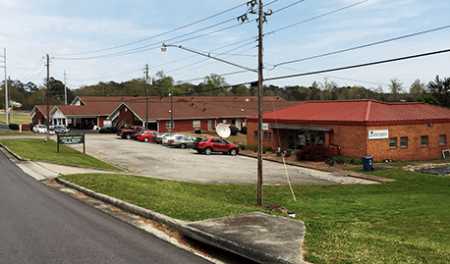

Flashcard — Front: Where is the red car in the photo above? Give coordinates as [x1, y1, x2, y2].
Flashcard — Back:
[194, 137, 239, 156]
[136, 130, 159, 143]
[118, 126, 142, 139]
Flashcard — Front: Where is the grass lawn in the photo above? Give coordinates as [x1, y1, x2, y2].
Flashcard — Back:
[0, 139, 118, 171]
[62, 169, 450, 264]
[0, 111, 31, 124]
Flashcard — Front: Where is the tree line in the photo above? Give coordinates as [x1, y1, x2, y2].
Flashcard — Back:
[0, 71, 449, 110]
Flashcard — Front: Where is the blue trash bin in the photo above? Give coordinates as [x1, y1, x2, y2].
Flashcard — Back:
[362, 155, 374, 171]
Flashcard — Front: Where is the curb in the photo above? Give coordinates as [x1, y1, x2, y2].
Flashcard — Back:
[55, 177, 305, 264]
[56, 177, 186, 231]
[0, 143, 28, 161]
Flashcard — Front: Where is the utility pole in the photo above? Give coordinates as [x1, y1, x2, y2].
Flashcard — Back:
[169, 90, 174, 135]
[144, 64, 149, 129]
[256, 0, 265, 206]
[64, 70, 68, 105]
[45, 54, 50, 141]
[2, 48, 9, 126]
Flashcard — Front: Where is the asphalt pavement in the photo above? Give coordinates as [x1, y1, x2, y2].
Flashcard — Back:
[0, 151, 210, 264]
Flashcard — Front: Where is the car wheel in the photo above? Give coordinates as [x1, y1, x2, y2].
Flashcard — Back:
[180, 144, 187, 149]
[230, 149, 238, 156]
[126, 134, 131, 140]
[205, 148, 212, 155]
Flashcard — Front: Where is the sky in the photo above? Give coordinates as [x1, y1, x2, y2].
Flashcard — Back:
[0, 0, 449, 92]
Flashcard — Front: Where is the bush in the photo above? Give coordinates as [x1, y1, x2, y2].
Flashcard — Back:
[242, 144, 257, 152]
[240, 127, 247, 135]
[194, 129, 202, 134]
[296, 145, 333, 162]
[8, 123, 19, 130]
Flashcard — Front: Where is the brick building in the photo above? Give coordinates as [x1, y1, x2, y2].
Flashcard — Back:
[247, 100, 450, 161]
[110, 96, 295, 132]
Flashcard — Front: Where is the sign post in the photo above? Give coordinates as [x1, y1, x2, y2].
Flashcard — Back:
[57, 134, 86, 154]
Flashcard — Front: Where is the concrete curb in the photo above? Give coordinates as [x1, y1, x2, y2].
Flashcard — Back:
[56, 177, 306, 264]
[56, 177, 186, 231]
[0, 143, 28, 161]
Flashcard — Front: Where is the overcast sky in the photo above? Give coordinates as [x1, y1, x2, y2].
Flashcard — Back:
[0, 0, 449, 91]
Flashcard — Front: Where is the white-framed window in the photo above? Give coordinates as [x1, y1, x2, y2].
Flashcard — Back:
[193, 120, 201, 129]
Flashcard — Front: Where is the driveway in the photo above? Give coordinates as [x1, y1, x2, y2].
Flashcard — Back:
[72, 134, 373, 185]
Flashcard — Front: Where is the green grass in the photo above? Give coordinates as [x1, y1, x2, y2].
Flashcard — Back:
[62, 169, 450, 264]
[0, 111, 31, 124]
[0, 139, 118, 171]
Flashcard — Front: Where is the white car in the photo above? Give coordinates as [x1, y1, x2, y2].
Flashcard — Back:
[33, 124, 48, 134]
[162, 134, 175, 145]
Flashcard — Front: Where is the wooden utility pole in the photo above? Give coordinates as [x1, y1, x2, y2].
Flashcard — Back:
[256, 0, 265, 206]
[144, 64, 149, 129]
[45, 54, 50, 141]
[2, 48, 9, 126]
[64, 70, 68, 105]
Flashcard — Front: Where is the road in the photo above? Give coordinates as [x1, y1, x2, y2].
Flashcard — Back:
[0, 151, 210, 264]
[72, 134, 370, 185]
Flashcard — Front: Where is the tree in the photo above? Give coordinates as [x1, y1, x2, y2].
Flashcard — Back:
[153, 71, 174, 96]
[202, 74, 228, 95]
[427, 75, 450, 107]
[410, 79, 425, 95]
[389, 79, 404, 95]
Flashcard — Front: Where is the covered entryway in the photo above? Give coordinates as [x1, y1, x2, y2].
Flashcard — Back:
[271, 123, 333, 150]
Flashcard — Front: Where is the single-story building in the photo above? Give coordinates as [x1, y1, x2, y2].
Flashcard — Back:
[109, 96, 296, 133]
[247, 100, 450, 161]
[31, 105, 54, 125]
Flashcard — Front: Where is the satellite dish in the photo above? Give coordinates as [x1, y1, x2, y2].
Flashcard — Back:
[216, 123, 231, 139]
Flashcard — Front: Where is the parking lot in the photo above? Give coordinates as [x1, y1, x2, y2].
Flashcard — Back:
[71, 134, 373, 185]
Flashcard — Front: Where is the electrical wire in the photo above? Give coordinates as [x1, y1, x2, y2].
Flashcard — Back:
[265, 0, 369, 37]
[55, 1, 248, 57]
[272, 24, 450, 68]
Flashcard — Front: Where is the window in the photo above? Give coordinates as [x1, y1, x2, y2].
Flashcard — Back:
[420, 135, 429, 147]
[192, 120, 201, 129]
[389, 137, 398, 148]
[400, 137, 408, 148]
[440, 134, 448, 146]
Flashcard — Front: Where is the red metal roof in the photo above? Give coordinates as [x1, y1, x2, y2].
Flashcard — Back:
[119, 98, 296, 121]
[262, 100, 450, 125]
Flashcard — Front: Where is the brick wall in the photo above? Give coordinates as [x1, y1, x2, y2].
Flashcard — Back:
[114, 106, 142, 128]
[247, 119, 450, 161]
[367, 123, 450, 161]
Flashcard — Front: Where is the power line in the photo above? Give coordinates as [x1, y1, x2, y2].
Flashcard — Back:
[262, 48, 450, 83]
[272, 24, 450, 68]
[272, 0, 306, 14]
[56, 1, 248, 57]
[265, 0, 369, 37]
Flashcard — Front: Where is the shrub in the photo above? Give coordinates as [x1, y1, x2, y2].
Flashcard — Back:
[194, 129, 202, 134]
[8, 123, 19, 130]
[240, 127, 247, 135]
[296, 145, 333, 162]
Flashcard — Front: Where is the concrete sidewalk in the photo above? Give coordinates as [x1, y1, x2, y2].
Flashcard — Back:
[16, 161, 112, 181]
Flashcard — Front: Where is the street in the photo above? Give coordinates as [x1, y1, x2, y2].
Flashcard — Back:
[0, 151, 210, 264]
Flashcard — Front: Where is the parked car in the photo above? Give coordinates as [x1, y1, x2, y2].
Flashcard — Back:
[154, 133, 170, 144]
[167, 134, 196, 149]
[194, 137, 239, 156]
[136, 130, 159, 143]
[33, 124, 48, 134]
[162, 134, 176, 145]
[118, 126, 142, 139]
[99, 126, 118, 134]
[51, 125, 70, 135]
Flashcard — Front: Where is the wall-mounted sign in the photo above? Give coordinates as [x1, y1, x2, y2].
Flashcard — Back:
[368, 129, 389, 140]
[262, 123, 270, 131]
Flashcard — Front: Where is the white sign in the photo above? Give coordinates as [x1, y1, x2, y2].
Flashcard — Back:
[103, 120, 112, 128]
[262, 123, 270, 131]
[368, 129, 389, 140]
